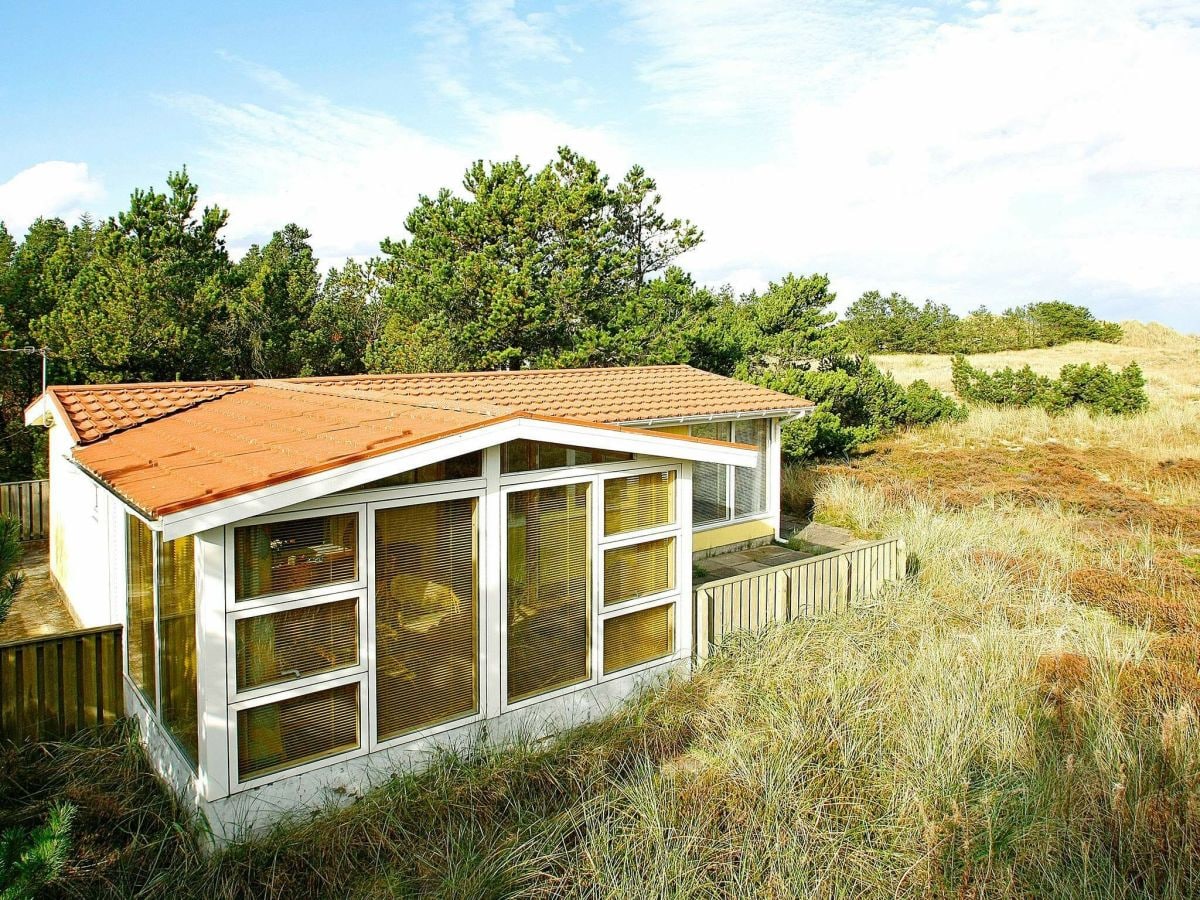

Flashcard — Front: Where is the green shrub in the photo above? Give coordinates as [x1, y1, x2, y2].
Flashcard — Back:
[769, 356, 965, 461]
[0, 517, 23, 625]
[951, 356, 1149, 415]
[844, 295, 1123, 355]
[0, 802, 75, 900]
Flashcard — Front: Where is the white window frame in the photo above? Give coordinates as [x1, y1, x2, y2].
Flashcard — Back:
[596, 468, 683, 682]
[225, 588, 369, 704]
[689, 417, 775, 533]
[223, 502, 368, 611]
[366, 485, 488, 753]
[120, 513, 203, 773]
[598, 597, 680, 681]
[500, 463, 685, 711]
[227, 670, 369, 792]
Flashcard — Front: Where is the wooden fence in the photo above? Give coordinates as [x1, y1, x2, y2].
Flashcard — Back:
[1, 478, 49, 541]
[694, 537, 906, 660]
[0, 625, 123, 742]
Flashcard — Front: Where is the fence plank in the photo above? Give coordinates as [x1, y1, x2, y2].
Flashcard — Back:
[0, 625, 124, 742]
[695, 537, 904, 661]
[0, 478, 49, 542]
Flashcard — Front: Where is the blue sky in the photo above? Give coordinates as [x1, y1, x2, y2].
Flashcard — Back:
[2, 0, 1198, 329]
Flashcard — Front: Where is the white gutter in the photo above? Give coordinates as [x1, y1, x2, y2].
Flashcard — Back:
[619, 407, 814, 428]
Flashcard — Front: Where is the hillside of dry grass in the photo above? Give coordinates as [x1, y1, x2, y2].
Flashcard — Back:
[5, 327, 1200, 898]
[876, 322, 1200, 406]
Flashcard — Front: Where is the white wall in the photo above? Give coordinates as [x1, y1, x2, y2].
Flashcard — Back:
[47, 422, 120, 628]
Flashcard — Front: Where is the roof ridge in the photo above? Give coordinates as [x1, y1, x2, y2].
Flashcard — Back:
[295, 364, 696, 383]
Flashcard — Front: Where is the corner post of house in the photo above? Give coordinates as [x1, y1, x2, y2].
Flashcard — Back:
[768, 417, 783, 540]
[677, 460, 694, 667]
[196, 526, 229, 802]
[482, 445, 503, 720]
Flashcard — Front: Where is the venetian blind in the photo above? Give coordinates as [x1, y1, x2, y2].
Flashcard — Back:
[604, 471, 676, 536]
[506, 483, 590, 703]
[237, 682, 359, 782]
[157, 535, 197, 766]
[733, 419, 769, 518]
[603, 603, 675, 674]
[603, 537, 676, 607]
[236, 597, 359, 692]
[689, 422, 731, 525]
[234, 512, 358, 601]
[374, 498, 478, 740]
[125, 516, 155, 703]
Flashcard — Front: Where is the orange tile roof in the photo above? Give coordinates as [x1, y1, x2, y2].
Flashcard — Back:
[52, 382, 248, 443]
[293, 366, 811, 423]
[72, 383, 504, 517]
[52, 366, 810, 519]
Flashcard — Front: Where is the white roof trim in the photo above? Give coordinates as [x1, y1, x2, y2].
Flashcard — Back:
[618, 407, 814, 427]
[154, 416, 757, 540]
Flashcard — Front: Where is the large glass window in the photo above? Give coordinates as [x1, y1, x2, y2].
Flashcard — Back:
[501, 440, 631, 474]
[125, 517, 155, 703]
[234, 512, 358, 601]
[124, 515, 198, 768]
[158, 535, 197, 765]
[235, 598, 359, 692]
[689, 422, 731, 525]
[733, 419, 769, 518]
[236, 682, 360, 782]
[374, 498, 478, 740]
[687, 419, 771, 525]
[506, 483, 591, 702]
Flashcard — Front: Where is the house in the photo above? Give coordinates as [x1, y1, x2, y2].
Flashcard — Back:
[24, 365, 811, 839]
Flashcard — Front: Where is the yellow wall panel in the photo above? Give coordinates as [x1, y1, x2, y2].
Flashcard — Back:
[692, 518, 775, 553]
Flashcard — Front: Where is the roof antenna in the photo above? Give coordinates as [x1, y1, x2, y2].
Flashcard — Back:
[0, 346, 49, 404]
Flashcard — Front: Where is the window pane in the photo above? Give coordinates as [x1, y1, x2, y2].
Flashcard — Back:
[603, 603, 675, 674]
[604, 471, 676, 536]
[158, 535, 197, 766]
[350, 451, 482, 491]
[604, 537, 676, 607]
[689, 422, 730, 525]
[236, 598, 359, 692]
[506, 483, 590, 702]
[236, 682, 359, 782]
[375, 498, 478, 740]
[125, 516, 155, 703]
[501, 440, 632, 474]
[733, 419, 770, 518]
[234, 513, 358, 601]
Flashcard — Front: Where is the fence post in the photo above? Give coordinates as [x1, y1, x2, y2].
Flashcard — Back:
[694, 588, 712, 666]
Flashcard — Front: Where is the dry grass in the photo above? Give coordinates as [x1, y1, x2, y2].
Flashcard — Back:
[877, 324, 1200, 410]
[16, 330, 1200, 898]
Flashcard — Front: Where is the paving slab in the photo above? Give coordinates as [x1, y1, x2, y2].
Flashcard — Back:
[0, 544, 79, 642]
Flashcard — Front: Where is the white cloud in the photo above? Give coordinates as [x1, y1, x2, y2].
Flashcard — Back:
[630, 0, 1200, 325]
[163, 64, 632, 265]
[0, 161, 104, 236]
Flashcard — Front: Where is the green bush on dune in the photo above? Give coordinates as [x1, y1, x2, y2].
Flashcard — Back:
[951, 355, 1149, 415]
